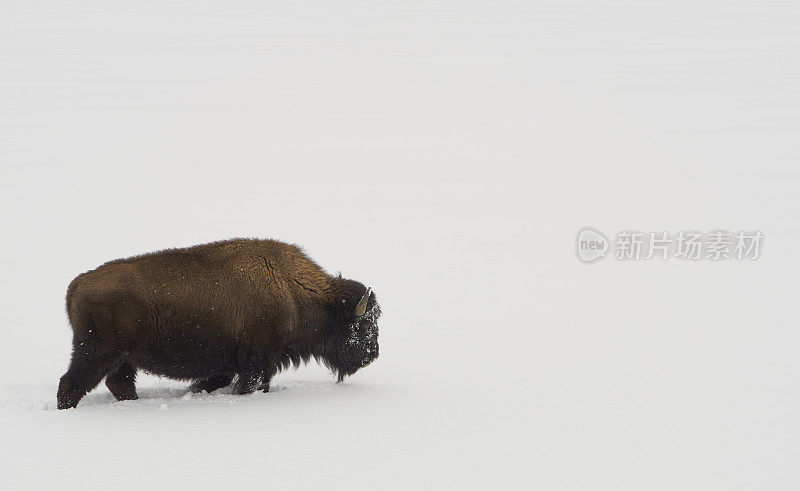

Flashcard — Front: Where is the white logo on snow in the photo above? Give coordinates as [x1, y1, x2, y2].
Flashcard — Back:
[576, 227, 609, 263]
[576, 228, 763, 263]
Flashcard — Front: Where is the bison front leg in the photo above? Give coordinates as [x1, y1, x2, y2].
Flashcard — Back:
[234, 368, 276, 394]
[256, 371, 276, 393]
[233, 350, 276, 395]
[105, 362, 138, 401]
[188, 373, 234, 393]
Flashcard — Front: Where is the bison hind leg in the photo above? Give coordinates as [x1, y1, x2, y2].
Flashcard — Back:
[188, 373, 234, 394]
[57, 350, 117, 410]
[105, 362, 138, 401]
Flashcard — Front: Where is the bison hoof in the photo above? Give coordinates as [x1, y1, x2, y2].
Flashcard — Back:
[57, 379, 81, 410]
[57, 393, 80, 410]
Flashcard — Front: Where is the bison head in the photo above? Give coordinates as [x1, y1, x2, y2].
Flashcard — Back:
[326, 284, 381, 382]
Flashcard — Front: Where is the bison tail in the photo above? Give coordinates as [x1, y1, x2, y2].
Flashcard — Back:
[65, 276, 81, 316]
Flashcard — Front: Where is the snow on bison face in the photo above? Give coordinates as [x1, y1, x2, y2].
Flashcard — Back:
[332, 287, 380, 381]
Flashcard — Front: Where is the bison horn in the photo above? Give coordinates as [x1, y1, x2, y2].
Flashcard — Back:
[355, 287, 371, 316]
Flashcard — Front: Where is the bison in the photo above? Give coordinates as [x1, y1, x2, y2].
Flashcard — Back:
[57, 238, 380, 409]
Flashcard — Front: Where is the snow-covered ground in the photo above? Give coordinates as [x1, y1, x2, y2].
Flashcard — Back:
[1, 1, 799, 489]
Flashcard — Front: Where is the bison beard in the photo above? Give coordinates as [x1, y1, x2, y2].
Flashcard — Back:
[57, 238, 380, 409]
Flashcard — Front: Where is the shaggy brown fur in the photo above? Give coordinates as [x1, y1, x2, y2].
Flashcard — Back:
[57, 238, 380, 409]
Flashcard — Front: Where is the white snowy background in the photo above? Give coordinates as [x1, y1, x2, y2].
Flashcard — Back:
[1, 1, 798, 489]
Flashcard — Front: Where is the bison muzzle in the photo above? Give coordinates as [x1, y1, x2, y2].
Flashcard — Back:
[57, 238, 380, 409]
